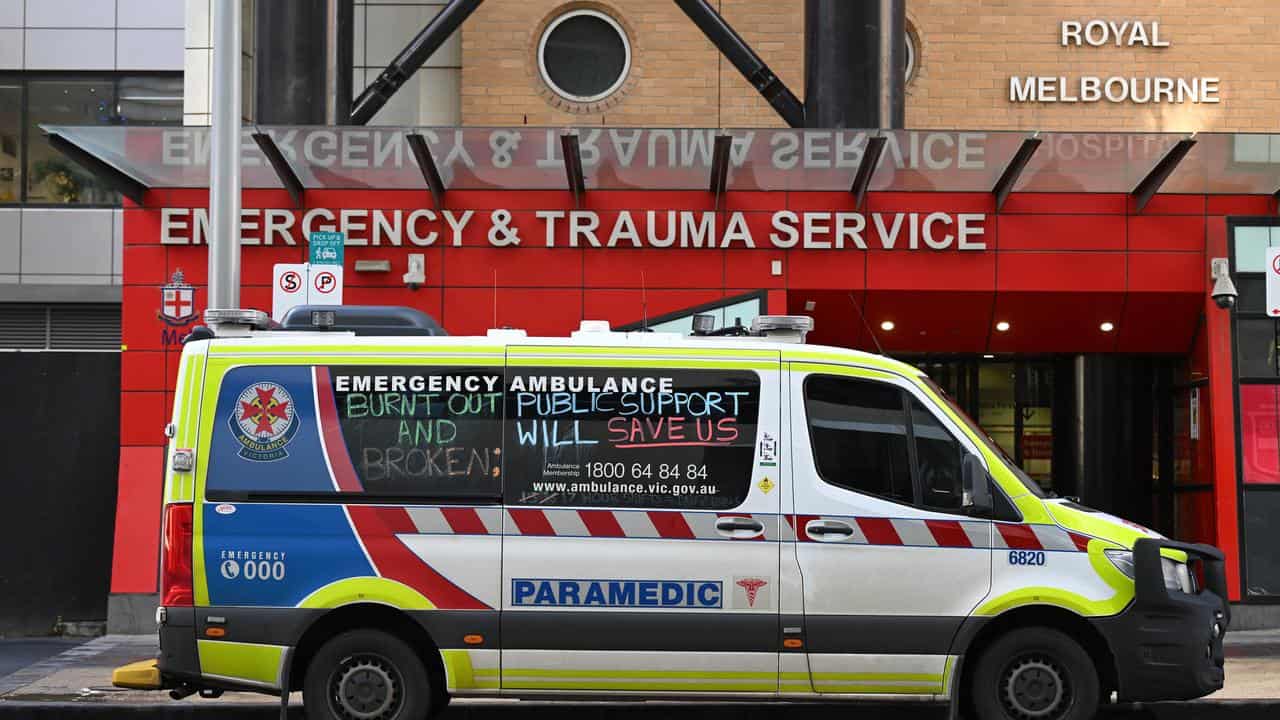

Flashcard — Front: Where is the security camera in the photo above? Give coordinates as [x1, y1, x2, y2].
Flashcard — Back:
[403, 253, 427, 292]
[1210, 258, 1238, 310]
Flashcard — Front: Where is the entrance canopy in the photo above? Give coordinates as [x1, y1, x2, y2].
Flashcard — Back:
[42, 125, 1280, 202]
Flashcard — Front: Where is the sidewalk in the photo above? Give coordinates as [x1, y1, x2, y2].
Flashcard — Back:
[0, 632, 1276, 715]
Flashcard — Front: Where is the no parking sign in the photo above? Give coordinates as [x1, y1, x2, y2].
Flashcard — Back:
[272, 264, 308, 322]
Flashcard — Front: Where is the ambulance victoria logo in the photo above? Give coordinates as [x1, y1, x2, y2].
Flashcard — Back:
[229, 382, 299, 461]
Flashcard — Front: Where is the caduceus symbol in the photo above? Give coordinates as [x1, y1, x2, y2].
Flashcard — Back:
[736, 578, 768, 607]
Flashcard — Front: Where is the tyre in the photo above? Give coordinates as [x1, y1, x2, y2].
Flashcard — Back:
[970, 627, 1100, 720]
[303, 629, 432, 720]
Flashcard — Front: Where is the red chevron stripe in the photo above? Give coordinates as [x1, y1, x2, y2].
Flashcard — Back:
[647, 511, 695, 539]
[346, 506, 488, 610]
[440, 507, 488, 535]
[997, 523, 1043, 550]
[1068, 532, 1092, 552]
[857, 517, 901, 545]
[314, 367, 363, 493]
[578, 509, 626, 537]
[925, 519, 972, 548]
[508, 508, 555, 536]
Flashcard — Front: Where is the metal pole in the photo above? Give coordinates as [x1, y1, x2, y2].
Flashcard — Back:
[804, 0, 904, 128]
[209, 0, 242, 314]
[324, 0, 353, 125]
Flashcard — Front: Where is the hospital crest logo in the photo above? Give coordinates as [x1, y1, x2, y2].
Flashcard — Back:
[229, 382, 299, 461]
[158, 269, 198, 326]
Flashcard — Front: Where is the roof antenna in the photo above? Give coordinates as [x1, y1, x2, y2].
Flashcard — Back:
[848, 292, 885, 354]
[642, 272, 649, 331]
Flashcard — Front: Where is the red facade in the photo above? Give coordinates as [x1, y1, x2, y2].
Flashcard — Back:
[112, 187, 1270, 601]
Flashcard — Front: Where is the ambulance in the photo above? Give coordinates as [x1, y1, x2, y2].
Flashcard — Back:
[125, 306, 1229, 720]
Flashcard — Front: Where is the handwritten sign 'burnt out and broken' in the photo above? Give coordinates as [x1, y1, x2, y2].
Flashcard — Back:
[331, 368, 504, 497]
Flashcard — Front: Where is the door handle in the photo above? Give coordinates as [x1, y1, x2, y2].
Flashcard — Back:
[715, 516, 765, 538]
[805, 519, 855, 541]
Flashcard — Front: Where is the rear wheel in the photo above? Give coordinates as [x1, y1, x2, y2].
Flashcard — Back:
[970, 627, 1100, 720]
[303, 629, 431, 720]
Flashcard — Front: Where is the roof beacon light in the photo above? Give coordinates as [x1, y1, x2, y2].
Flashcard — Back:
[691, 313, 717, 336]
[311, 310, 337, 329]
[751, 315, 813, 344]
[203, 308, 271, 334]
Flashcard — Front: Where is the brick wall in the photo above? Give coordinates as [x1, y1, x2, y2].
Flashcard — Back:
[463, 0, 1279, 132]
[461, 0, 802, 127]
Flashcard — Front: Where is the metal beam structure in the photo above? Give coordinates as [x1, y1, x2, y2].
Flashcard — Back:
[407, 133, 447, 210]
[805, 0, 904, 128]
[850, 135, 887, 210]
[208, 0, 242, 314]
[562, 133, 586, 207]
[1132, 138, 1196, 213]
[674, 0, 805, 129]
[350, 0, 483, 125]
[251, 133, 305, 208]
[992, 136, 1042, 213]
[47, 133, 148, 206]
[709, 134, 732, 209]
[254, 0, 352, 124]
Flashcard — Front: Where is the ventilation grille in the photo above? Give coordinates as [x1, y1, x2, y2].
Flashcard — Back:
[0, 304, 121, 350]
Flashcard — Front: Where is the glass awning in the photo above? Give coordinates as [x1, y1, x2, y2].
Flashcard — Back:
[41, 124, 1280, 196]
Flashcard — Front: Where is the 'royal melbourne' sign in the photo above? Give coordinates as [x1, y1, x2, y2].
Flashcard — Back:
[158, 208, 989, 252]
[1010, 20, 1220, 105]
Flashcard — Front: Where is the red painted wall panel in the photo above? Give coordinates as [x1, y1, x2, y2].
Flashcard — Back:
[120, 391, 167, 447]
[996, 252, 1127, 293]
[1127, 215, 1206, 252]
[997, 215, 1125, 251]
[865, 250, 995, 292]
[109, 446, 165, 594]
[443, 247, 580, 288]
[1126, 253, 1204, 293]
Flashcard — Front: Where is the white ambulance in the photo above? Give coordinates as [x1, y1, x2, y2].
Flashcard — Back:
[120, 306, 1228, 720]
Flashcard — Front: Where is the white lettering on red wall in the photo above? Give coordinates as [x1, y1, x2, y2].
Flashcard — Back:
[159, 208, 987, 251]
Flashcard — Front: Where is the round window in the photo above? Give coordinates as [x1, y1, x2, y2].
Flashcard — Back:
[538, 9, 631, 103]
[905, 26, 919, 83]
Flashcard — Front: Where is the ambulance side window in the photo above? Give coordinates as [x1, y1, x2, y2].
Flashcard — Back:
[910, 398, 965, 511]
[330, 366, 505, 499]
[804, 375, 914, 505]
[503, 367, 761, 509]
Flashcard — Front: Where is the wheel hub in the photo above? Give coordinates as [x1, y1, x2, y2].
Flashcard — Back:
[331, 655, 401, 720]
[1002, 655, 1069, 719]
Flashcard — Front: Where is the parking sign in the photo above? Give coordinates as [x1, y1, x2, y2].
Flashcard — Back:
[272, 264, 309, 322]
[309, 231, 345, 266]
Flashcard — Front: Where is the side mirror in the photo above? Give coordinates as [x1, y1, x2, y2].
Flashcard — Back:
[962, 453, 993, 517]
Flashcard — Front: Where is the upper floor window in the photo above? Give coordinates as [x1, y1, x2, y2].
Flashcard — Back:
[537, 9, 631, 104]
[0, 74, 182, 206]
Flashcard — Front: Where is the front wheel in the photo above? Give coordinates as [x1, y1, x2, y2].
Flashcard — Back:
[970, 627, 1100, 720]
[303, 629, 432, 720]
